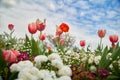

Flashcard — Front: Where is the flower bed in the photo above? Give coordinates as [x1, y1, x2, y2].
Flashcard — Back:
[0, 19, 120, 80]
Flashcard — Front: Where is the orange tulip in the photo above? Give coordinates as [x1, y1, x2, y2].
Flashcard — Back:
[28, 23, 37, 34]
[98, 30, 106, 38]
[59, 23, 69, 32]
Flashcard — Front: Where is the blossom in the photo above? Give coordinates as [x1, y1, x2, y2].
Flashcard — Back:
[36, 19, 46, 31]
[17, 67, 39, 80]
[8, 24, 14, 30]
[51, 59, 63, 69]
[59, 23, 69, 32]
[10, 60, 33, 72]
[2, 49, 20, 63]
[94, 56, 101, 65]
[109, 34, 118, 43]
[28, 23, 37, 34]
[48, 53, 61, 61]
[17, 52, 29, 61]
[98, 30, 106, 38]
[80, 40, 85, 47]
[34, 55, 48, 63]
[47, 46, 51, 51]
[56, 28, 63, 36]
[58, 66, 72, 76]
[39, 33, 46, 41]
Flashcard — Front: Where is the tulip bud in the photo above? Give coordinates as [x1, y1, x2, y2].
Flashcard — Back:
[60, 39, 64, 45]
[28, 23, 37, 34]
[39, 34, 46, 41]
[8, 24, 14, 30]
[36, 19, 46, 31]
[109, 34, 118, 43]
[80, 40, 85, 47]
[98, 30, 106, 38]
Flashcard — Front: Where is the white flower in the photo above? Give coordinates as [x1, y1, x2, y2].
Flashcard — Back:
[48, 53, 61, 61]
[90, 65, 96, 72]
[38, 70, 50, 79]
[58, 66, 72, 76]
[18, 68, 38, 80]
[51, 59, 63, 69]
[34, 55, 48, 63]
[106, 53, 112, 60]
[94, 55, 101, 65]
[88, 57, 94, 64]
[59, 76, 71, 80]
[10, 60, 33, 72]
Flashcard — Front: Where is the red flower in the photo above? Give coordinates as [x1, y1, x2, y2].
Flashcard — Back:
[109, 34, 118, 43]
[98, 30, 106, 38]
[39, 34, 46, 41]
[36, 19, 46, 31]
[47, 46, 51, 51]
[2, 49, 20, 63]
[59, 23, 69, 32]
[28, 23, 37, 34]
[80, 40, 85, 47]
[8, 24, 14, 30]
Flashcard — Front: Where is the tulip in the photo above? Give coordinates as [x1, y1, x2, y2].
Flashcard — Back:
[109, 34, 118, 48]
[28, 23, 37, 34]
[98, 30, 106, 38]
[2, 50, 20, 63]
[39, 34, 46, 41]
[98, 29, 106, 49]
[36, 19, 46, 31]
[109, 34, 118, 43]
[60, 39, 64, 45]
[59, 23, 69, 32]
[56, 29, 63, 37]
[80, 40, 85, 47]
[8, 24, 14, 30]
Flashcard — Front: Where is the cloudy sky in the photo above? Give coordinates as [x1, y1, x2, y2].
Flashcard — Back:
[0, 0, 120, 50]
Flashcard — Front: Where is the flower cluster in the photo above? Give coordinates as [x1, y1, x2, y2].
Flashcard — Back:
[0, 19, 120, 80]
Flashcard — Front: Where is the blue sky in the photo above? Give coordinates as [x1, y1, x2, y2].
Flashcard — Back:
[0, 0, 120, 49]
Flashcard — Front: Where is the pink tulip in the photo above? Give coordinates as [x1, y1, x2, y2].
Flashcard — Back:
[28, 23, 37, 34]
[80, 40, 85, 47]
[56, 29, 63, 36]
[39, 34, 46, 41]
[2, 50, 20, 63]
[60, 39, 64, 45]
[8, 24, 14, 30]
[36, 19, 46, 31]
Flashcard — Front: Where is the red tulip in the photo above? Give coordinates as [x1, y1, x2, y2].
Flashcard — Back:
[59, 23, 69, 32]
[39, 34, 46, 41]
[36, 19, 46, 31]
[80, 40, 85, 47]
[60, 39, 64, 45]
[109, 34, 118, 43]
[28, 23, 37, 34]
[2, 50, 20, 63]
[8, 24, 14, 30]
[98, 30, 106, 38]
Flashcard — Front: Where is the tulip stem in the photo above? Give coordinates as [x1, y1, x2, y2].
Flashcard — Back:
[100, 38, 102, 50]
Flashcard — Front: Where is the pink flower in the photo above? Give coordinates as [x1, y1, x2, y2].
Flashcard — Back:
[2, 50, 20, 63]
[80, 40, 85, 47]
[39, 34, 46, 41]
[8, 24, 14, 30]
[36, 19, 46, 31]
[28, 23, 37, 34]
[60, 39, 64, 45]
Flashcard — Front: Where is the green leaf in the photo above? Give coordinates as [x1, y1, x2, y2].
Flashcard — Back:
[8, 72, 18, 80]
